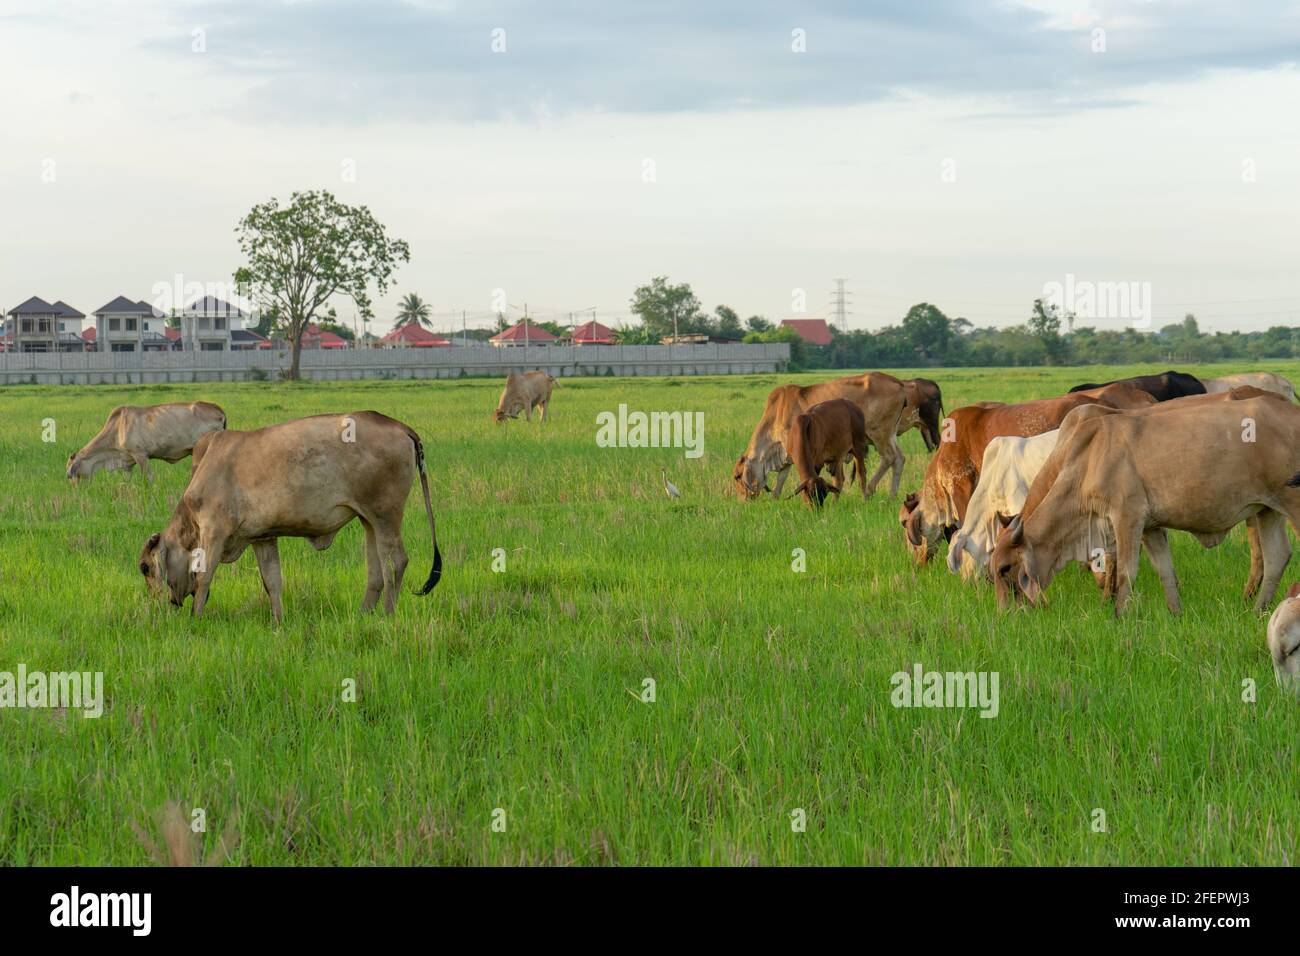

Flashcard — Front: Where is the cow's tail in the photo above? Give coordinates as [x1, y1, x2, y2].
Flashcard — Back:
[410, 433, 443, 594]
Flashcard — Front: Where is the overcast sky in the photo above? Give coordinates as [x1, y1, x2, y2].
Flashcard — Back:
[3, 0, 1299, 334]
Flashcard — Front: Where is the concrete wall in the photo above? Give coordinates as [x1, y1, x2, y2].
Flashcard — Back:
[0, 343, 791, 385]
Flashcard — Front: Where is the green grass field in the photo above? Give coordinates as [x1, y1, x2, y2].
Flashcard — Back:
[2, 361, 1299, 865]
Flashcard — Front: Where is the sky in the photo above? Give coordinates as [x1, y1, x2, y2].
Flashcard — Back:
[2, 0, 1299, 335]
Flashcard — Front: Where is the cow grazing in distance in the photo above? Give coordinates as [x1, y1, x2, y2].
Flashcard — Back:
[1067, 370, 1204, 402]
[734, 372, 908, 500]
[493, 371, 556, 422]
[990, 396, 1300, 616]
[1203, 371, 1295, 403]
[1267, 582, 1300, 691]
[898, 393, 1112, 564]
[139, 411, 442, 622]
[898, 378, 945, 451]
[785, 399, 868, 509]
[67, 401, 226, 482]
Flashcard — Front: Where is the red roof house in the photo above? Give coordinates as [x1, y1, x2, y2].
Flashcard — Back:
[779, 319, 833, 346]
[571, 319, 615, 345]
[379, 324, 452, 348]
[489, 321, 558, 347]
[301, 323, 349, 349]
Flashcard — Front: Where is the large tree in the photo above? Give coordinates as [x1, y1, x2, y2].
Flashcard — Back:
[394, 292, 432, 329]
[234, 190, 409, 379]
[629, 276, 703, 340]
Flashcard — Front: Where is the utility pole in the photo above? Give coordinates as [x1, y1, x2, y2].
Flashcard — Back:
[830, 278, 851, 332]
[462, 309, 466, 347]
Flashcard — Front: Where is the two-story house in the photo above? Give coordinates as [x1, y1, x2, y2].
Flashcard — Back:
[92, 296, 167, 352]
[181, 296, 248, 351]
[3, 297, 88, 351]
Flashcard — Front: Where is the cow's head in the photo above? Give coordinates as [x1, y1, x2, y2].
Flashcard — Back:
[1268, 583, 1300, 692]
[793, 476, 837, 509]
[898, 492, 953, 564]
[733, 455, 766, 500]
[139, 531, 196, 607]
[66, 451, 84, 482]
[990, 515, 1043, 609]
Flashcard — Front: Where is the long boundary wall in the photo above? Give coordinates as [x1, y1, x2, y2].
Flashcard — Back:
[0, 343, 790, 385]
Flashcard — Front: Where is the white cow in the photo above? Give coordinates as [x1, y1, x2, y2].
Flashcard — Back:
[946, 430, 1059, 580]
[1202, 372, 1295, 403]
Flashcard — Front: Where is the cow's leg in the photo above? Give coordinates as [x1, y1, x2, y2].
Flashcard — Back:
[252, 539, 285, 623]
[1110, 518, 1144, 616]
[373, 521, 409, 615]
[885, 432, 905, 498]
[829, 458, 845, 493]
[1253, 509, 1291, 611]
[770, 463, 793, 499]
[853, 442, 869, 500]
[1243, 516, 1263, 601]
[538, 399, 547, 422]
[861, 435, 892, 498]
[524, 401, 533, 422]
[132, 453, 154, 482]
[360, 520, 384, 613]
[190, 532, 226, 618]
[1140, 529, 1181, 614]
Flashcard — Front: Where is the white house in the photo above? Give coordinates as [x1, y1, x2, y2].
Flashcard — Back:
[181, 296, 249, 351]
[92, 296, 170, 352]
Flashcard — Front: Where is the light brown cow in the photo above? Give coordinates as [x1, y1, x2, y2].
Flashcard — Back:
[139, 411, 441, 621]
[734, 372, 908, 500]
[1266, 582, 1300, 690]
[1071, 382, 1158, 410]
[67, 401, 226, 482]
[1203, 371, 1295, 403]
[493, 371, 555, 422]
[991, 386, 1286, 610]
[898, 393, 1111, 563]
[785, 399, 868, 508]
[990, 396, 1300, 615]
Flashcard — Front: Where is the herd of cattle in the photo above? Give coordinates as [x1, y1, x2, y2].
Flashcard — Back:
[56, 364, 1300, 686]
[731, 368, 1300, 688]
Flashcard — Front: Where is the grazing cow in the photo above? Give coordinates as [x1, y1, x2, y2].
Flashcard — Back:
[898, 393, 1111, 563]
[1203, 371, 1295, 403]
[990, 396, 1300, 615]
[1067, 370, 1204, 402]
[785, 399, 868, 508]
[139, 411, 442, 621]
[945, 430, 1060, 579]
[898, 378, 945, 451]
[493, 371, 555, 422]
[734, 372, 907, 500]
[1267, 582, 1300, 691]
[67, 401, 226, 482]
[1070, 382, 1158, 410]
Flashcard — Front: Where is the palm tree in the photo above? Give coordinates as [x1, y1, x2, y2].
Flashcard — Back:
[394, 293, 432, 329]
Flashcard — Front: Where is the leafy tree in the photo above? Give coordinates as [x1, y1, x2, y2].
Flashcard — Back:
[630, 276, 704, 339]
[394, 293, 432, 329]
[234, 190, 409, 379]
[1028, 298, 1067, 365]
[901, 302, 954, 363]
[713, 305, 743, 340]
[745, 315, 774, 334]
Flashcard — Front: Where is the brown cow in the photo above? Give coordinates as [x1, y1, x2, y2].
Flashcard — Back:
[493, 371, 555, 422]
[896, 378, 945, 451]
[67, 401, 226, 482]
[734, 372, 907, 500]
[898, 393, 1113, 563]
[990, 395, 1300, 615]
[991, 386, 1287, 611]
[785, 399, 868, 509]
[1071, 382, 1157, 410]
[139, 411, 441, 621]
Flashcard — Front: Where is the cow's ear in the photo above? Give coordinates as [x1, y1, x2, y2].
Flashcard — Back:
[146, 532, 161, 551]
[994, 511, 1015, 529]
[1287, 582, 1300, 600]
[1007, 516, 1024, 545]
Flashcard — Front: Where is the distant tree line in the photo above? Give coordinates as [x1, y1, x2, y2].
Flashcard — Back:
[623, 276, 1300, 370]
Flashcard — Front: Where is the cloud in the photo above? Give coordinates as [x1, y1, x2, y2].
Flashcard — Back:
[143, 0, 1300, 124]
